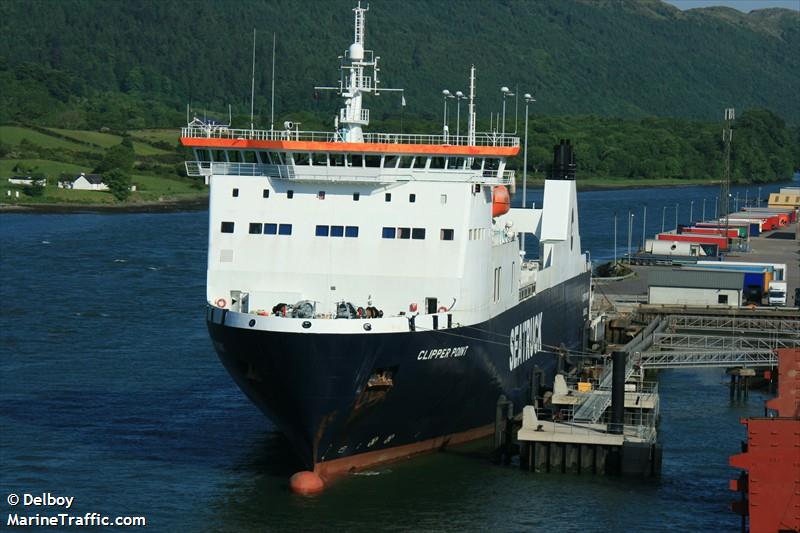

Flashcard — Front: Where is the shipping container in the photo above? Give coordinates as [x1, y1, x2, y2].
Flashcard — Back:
[656, 233, 729, 251]
[682, 227, 741, 238]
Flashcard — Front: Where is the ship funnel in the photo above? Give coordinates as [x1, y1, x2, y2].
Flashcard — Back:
[547, 139, 576, 180]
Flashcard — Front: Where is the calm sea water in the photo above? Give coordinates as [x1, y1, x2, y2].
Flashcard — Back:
[0, 181, 790, 532]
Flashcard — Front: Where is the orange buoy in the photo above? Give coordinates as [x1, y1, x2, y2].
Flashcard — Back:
[289, 471, 324, 495]
[492, 185, 510, 217]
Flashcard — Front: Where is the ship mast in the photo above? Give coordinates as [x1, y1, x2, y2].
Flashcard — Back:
[316, 1, 402, 143]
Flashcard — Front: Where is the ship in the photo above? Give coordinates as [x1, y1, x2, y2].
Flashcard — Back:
[181, 2, 591, 482]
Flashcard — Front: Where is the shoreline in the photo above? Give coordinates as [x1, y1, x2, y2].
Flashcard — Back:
[1, 177, 794, 214]
[0, 196, 208, 214]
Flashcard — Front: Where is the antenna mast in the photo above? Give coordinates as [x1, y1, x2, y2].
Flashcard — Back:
[467, 65, 476, 147]
[270, 32, 276, 133]
[250, 28, 256, 133]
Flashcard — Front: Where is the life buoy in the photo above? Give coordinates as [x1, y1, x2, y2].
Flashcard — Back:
[215, 298, 227, 308]
[438, 306, 448, 313]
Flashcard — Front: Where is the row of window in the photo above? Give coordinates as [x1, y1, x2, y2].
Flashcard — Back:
[224, 222, 293, 235]
[233, 188, 433, 204]
[196, 149, 501, 171]
[221, 222, 454, 241]
[316, 225, 359, 238]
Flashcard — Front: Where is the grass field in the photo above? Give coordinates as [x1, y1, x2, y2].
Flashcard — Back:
[46, 128, 170, 156]
[0, 158, 87, 177]
[129, 129, 180, 145]
[0, 126, 95, 152]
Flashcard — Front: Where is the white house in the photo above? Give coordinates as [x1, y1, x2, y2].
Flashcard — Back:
[71, 173, 108, 191]
[8, 176, 46, 186]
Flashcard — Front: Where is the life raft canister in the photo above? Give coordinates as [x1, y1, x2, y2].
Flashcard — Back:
[492, 185, 510, 217]
[215, 298, 227, 308]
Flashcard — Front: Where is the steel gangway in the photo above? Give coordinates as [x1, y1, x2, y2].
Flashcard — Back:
[572, 317, 666, 424]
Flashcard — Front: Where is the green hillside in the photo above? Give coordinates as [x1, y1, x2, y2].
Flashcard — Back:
[0, 0, 798, 131]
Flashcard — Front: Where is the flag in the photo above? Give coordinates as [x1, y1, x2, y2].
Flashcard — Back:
[401, 95, 406, 107]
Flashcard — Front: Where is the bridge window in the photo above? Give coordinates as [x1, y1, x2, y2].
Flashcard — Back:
[315, 225, 329, 237]
[244, 151, 257, 163]
[429, 157, 446, 169]
[257, 151, 270, 164]
[398, 227, 411, 239]
[312, 153, 328, 166]
[383, 155, 398, 168]
[353, 192, 360, 201]
[221, 222, 235, 233]
[232, 188, 239, 197]
[330, 153, 345, 167]
[263, 189, 270, 198]
[228, 150, 242, 163]
[382, 227, 396, 239]
[413, 157, 426, 169]
[287, 190, 294, 199]
[213, 150, 227, 162]
[278, 224, 292, 235]
[348, 154, 363, 167]
[345, 226, 359, 238]
[471, 158, 483, 170]
[447, 157, 465, 169]
[330, 225, 344, 237]
[272, 152, 285, 165]
[365, 155, 381, 168]
[293, 153, 309, 165]
[264, 223, 277, 235]
[440, 229, 454, 241]
[485, 158, 500, 171]
[398, 156, 414, 168]
[249, 223, 262, 234]
[196, 149, 211, 162]
[412, 228, 425, 240]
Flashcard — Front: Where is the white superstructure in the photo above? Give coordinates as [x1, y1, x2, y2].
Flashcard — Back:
[182, 3, 590, 334]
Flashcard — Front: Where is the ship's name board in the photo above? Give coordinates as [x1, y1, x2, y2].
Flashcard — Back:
[418, 346, 469, 361]
[509, 312, 543, 371]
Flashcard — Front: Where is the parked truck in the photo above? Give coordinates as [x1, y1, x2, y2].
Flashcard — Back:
[768, 281, 787, 306]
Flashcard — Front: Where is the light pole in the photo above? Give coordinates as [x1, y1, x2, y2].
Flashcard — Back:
[690, 200, 694, 224]
[454, 90, 467, 141]
[521, 93, 535, 255]
[702, 198, 706, 221]
[501, 86, 514, 135]
[714, 195, 718, 219]
[675, 203, 679, 230]
[757, 186, 762, 207]
[627, 210, 634, 264]
[613, 211, 618, 265]
[735, 192, 739, 212]
[661, 205, 666, 233]
[642, 204, 647, 248]
[442, 89, 454, 141]
[745, 189, 748, 209]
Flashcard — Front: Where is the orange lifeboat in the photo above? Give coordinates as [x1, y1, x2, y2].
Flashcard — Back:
[492, 185, 510, 217]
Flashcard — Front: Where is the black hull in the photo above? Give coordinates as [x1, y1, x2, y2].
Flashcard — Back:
[208, 272, 590, 471]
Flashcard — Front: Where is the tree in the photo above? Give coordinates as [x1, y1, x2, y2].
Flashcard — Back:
[95, 140, 135, 174]
[104, 169, 132, 201]
[23, 173, 46, 197]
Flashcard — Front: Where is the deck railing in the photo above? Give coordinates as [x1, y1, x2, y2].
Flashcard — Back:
[180, 126, 519, 148]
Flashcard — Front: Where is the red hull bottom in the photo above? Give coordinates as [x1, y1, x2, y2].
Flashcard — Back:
[314, 423, 495, 481]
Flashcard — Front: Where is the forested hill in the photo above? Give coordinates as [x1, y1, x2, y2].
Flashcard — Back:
[0, 0, 798, 131]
